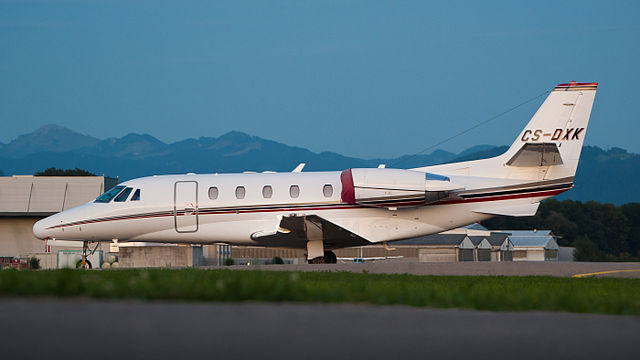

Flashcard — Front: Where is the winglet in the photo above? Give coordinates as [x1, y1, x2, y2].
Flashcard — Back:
[292, 163, 306, 172]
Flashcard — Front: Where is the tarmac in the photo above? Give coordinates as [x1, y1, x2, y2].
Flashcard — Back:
[217, 261, 640, 278]
[0, 298, 638, 359]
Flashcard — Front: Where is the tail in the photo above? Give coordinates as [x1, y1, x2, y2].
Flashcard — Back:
[419, 81, 598, 181]
[503, 81, 597, 180]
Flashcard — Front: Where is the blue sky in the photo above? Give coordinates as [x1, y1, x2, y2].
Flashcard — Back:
[1, 0, 639, 158]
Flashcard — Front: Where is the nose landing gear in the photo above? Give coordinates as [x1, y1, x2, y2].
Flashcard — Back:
[76, 240, 99, 269]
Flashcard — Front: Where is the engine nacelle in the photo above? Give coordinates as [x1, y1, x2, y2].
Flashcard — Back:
[340, 168, 462, 207]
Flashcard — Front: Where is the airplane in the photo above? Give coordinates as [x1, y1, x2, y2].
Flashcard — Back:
[33, 81, 597, 266]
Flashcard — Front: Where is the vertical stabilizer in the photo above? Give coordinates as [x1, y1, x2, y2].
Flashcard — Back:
[417, 82, 598, 181]
[503, 82, 597, 180]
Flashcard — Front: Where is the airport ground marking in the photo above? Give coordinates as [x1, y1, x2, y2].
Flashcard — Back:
[571, 269, 640, 278]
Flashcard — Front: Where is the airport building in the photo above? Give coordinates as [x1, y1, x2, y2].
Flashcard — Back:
[501, 230, 560, 261]
[0, 175, 117, 268]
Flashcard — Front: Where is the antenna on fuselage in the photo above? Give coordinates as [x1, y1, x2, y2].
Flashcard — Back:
[292, 163, 306, 172]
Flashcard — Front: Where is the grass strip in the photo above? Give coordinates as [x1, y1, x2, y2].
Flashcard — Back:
[0, 269, 639, 315]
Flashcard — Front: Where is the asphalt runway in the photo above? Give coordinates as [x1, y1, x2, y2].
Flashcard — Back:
[0, 298, 638, 360]
[219, 261, 640, 278]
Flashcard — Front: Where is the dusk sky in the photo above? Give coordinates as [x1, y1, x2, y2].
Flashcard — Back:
[1, 1, 639, 158]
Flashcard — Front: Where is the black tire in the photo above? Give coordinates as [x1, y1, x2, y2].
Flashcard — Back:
[324, 250, 337, 264]
[308, 257, 326, 264]
[75, 259, 92, 269]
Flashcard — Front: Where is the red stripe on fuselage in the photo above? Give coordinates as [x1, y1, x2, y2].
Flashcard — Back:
[46, 187, 569, 230]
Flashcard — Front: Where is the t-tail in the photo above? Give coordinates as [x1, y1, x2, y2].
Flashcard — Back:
[418, 81, 598, 182]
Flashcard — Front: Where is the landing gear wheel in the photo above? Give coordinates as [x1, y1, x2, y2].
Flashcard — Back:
[308, 257, 326, 264]
[75, 259, 92, 269]
[77, 240, 95, 269]
[324, 250, 337, 264]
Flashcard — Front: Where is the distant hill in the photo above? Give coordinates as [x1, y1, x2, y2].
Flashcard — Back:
[0, 125, 638, 204]
[1, 124, 100, 157]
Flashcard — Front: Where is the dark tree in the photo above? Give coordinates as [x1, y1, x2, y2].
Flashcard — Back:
[34, 167, 96, 176]
[482, 199, 640, 262]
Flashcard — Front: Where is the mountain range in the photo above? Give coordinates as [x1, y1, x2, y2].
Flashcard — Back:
[1, 124, 638, 204]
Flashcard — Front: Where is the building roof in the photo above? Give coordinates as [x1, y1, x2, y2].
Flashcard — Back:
[0, 175, 117, 216]
[468, 233, 510, 247]
[501, 230, 558, 249]
[503, 230, 552, 237]
[394, 233, 467, 246]
[394, 232, 510, 248]
[462, 223, 489, 231]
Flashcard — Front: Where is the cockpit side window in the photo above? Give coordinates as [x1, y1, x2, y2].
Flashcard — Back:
[114, 187, 133, 202]
[94, 185, 125, 203]
[131, 189, 141, 201]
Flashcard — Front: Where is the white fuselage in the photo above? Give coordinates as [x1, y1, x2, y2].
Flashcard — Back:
[32, 170, 565, 247]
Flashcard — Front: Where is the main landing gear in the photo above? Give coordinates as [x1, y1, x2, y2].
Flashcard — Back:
[308, 250, 337, 264]
[304, 216, 337, 264]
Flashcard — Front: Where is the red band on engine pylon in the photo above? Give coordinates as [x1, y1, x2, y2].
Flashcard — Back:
[340, 169, 355, 204]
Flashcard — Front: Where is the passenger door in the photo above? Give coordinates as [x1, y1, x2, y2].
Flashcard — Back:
[174, 181, 198, 233]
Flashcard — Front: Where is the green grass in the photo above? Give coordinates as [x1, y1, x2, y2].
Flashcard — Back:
[1, 269, 639, 315]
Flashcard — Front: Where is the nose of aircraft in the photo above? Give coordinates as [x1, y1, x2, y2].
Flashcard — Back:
[33, 216, 56, 240]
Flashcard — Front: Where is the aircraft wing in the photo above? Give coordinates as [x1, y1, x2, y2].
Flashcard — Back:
[250, 214, 371, 250]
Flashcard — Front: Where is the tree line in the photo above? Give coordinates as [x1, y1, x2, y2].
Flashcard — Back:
[482, 199, 640, 261]
[34, 167, 95, 176]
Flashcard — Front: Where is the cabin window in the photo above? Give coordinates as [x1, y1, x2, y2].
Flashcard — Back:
[131, 189, 141, 201]
[208, 187, 219, 200]
[235, 186, 246, 199]
[323, 184, 333, 198]
[94, 185, 125, 203]
[289, 185, 300, 198]
[262, 185, 273, 198]
[114, 187, 133, 202]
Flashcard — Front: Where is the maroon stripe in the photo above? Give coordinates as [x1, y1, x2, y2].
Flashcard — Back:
[47, 187, 566, 230]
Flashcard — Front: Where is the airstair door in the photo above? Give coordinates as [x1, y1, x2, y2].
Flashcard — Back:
[174, 181, 199, 233]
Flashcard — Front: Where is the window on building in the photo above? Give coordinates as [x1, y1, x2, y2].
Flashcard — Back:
[114, 187, 133, 202]
[477, 249, 491, 262]
[513, 250, 527, 259]
[458, 249, 474, 262]
[262, 185, 273, 199]
[131, 189, 141, 201]
[323, 184, 333, 197]
[235, 186, 246, 199]
[208, 187, 219, 200]
[289, 185, 300, 198]
[544, 249, 558, 261]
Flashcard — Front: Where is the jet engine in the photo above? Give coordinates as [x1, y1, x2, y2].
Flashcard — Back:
[340, 168, 462, 207]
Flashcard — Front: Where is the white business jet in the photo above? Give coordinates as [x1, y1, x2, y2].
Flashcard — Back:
[34, 82, 597, 265]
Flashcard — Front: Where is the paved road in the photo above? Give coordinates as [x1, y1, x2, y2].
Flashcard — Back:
[1, 298, 638, 359]
[216, 261, 640, 278]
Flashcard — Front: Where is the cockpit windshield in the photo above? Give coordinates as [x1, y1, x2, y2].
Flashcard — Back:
[94, 185, 125, 203]
[114, 187, 133, 202]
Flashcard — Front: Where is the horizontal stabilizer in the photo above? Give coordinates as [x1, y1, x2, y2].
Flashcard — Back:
[473, 202, 540, 217]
